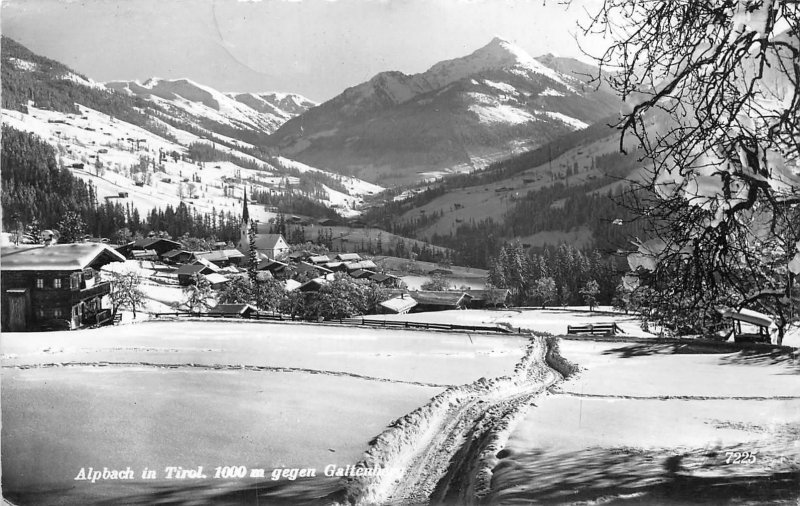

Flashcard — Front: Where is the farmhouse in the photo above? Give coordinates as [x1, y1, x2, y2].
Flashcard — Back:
[1, 243, 125, 331]
[409, 291, 472, 312]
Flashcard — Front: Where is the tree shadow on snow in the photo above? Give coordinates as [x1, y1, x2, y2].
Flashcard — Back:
[482, 447, 800, 505]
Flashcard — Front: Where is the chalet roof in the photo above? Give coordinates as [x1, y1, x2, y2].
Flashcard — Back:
[379, 296, 418, 313]
[162, 249, 189, 259]
[192, 258, 221, 272]
[284, 279, 302, 292]
[204, 273, 229, 285]
[466, 288, 511, 303]
[295, 262, 333, 275]
[257, 258, 288, 271]
[0, 243, 125, 271]
[336, 253, 362, 262]
[308, 255, 331, 264]
[299, 277, 328, 292]
[175, 264, 210, 275]
[195, 250, 229, 263]
[209, 303, 258, 315]
[132, 249, 157, 258]
[350, 269, 376, 278]
[370, 273, 398, 283]
[222, 249, 245, 259]
[409, 291, 472, 306]
[346, 260, 377, 271]
[133, 237, 180, 249]
[324, 261, 346, 269]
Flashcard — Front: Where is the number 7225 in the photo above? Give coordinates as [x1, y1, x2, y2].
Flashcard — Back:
[725, 451, 757, 464]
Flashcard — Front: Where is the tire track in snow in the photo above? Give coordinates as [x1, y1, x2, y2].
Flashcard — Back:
[3, 361, 452, 388]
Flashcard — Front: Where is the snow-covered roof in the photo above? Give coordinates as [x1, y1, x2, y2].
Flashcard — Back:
[133, 237, 180, 249]
[336, 253, 362, 261]
[175, 264, 209, 275]
[193, 257, 221, 272]
[204, 273, 229, 285]
[722, 308, 774, 328]
[1, 243, 125, 271]
[284, 279, 302, 292]
[380, 296, 417, 313]
[346, 260, 377, 271]
[410, 291, 472, 306]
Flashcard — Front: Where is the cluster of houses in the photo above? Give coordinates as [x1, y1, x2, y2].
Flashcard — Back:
[0, 203, 510, 330]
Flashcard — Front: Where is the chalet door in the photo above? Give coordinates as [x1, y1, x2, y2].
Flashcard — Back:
[6, 291, 28, 331]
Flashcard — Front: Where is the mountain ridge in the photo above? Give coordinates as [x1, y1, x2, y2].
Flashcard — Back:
[269, 37, 623, 186]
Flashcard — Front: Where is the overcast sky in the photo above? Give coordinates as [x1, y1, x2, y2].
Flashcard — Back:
[2, 0, 607, 102]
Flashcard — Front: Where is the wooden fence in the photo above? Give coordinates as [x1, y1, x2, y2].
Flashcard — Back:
[150, 312, 513, 333]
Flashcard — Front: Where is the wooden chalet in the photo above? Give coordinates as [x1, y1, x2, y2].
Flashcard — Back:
[466, 288, 511, 308]
[335, 253, 362, 262]
[161, 249, 192, 264]
[293, 262, 333, 279]
[409, 291, 472, 312]
[209, 303, 258, 318]
[307, 255, 331, 265]
[131, 237, 181, 257]
[370, 272, 402, 287]
[346, 260, 378, 272]
[131, 249, 158, 261]
[1, 244, 125, 331]
[175, 264, 215, 286]
[378, 295, 417, 315]
[350, 269, 376, 279]
[298, 278, 328, 293]
[204, 273, 230, 289]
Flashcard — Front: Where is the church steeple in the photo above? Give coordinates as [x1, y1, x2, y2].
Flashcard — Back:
[242, 187, 250, 225]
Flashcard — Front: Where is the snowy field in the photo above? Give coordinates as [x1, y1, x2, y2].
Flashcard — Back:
[2, 366, 435, 505]
[0, 320, 528, 385]
[0, 320, 529, 505]
[362, 308, 656, 337]
[489, 339, 800, 504]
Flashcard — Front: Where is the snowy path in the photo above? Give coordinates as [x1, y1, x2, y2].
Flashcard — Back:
[337, 336, 563, 505]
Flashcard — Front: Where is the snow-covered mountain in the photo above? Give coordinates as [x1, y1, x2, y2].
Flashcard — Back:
[106, 78, 316, 135]
[269, 37, 624, 185]
[1, 36, 378, 222]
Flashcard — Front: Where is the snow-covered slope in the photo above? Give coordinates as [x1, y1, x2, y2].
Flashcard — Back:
[106, 78, 316, 134]
[2, 101, 380, 220]
[270, 37, 622, 186]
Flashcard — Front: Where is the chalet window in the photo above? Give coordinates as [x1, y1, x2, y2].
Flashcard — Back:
[54, 308, 62, 318]
[36, 279, 44, 289]
[53, 278, 62, 289]
[83, 268, 94, 280]
[38, 308, 45, 318]
[70, 273, 82, 290]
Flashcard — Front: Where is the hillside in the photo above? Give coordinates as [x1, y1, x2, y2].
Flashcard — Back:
[362, 118, 647, 266]
[1, 37, 386, 234]
[269, 37, 623, 186]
